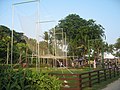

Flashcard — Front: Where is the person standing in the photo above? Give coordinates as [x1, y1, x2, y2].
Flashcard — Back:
[93, 59, 96, 68]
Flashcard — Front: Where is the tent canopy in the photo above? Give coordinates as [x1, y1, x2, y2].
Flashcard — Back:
[104, 53, 115, 59]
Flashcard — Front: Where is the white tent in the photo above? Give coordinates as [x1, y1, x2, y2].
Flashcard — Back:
[104, 53, 115, 59]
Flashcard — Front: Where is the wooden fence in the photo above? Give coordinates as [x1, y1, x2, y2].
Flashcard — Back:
[51, 67, 120, 90]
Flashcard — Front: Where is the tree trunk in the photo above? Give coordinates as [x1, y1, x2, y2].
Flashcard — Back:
[19, 52, 22, 64]
[26, 48, 28, 63]
[7, 43, 9, 64]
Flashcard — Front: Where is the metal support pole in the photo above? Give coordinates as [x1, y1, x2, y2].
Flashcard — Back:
[88, 40, 91, 69]
[47, 32, 49, 65]
[65, 33, 68, 67]
[11, 5, 14, 67]
[61, 28, 65, 66]
[37, 0, 40, 71]
[54, 27, 56, 67]
[7, 43, 9, 64]
[102, 42, 104, 68]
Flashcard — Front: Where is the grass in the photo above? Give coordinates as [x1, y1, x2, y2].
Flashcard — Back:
[42, 67, 120, 90]
[29, 66, 95, 74]
[15, 66, 120, 90]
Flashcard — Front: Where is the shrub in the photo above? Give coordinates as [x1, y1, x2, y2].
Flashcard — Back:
[0, 65, 30, 90]
[26, 71, 62, 90]
[0, 64, 62, 90]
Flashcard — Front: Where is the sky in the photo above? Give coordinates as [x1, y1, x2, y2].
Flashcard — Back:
[0, 0, 120, 44]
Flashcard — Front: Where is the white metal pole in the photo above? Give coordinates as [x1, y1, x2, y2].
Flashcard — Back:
[35, 23, 38, 71]
[62, 28, 64, 56]
[37, 0, 40, 71]
[65, 32, 68, 67]
[54, 28, 56, 56]
[47, 31, 49, 55]
[47, 31, 49, 65]
[11, 5, 14, 67]
[54, 27, 56, 67]
[7, 43, 9, 64]
[61, 28, 65, 66]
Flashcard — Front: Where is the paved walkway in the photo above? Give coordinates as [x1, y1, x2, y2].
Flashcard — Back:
[102, 78, 120, 90]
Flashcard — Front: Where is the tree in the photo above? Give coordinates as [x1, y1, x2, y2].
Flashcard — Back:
[108, 44, 114, 54]
[0, 25, 27, 64]
[114, 38, 120, 57]
[4, 36, 11, 64]
[56, 14, 105, 58]
[115, 38, 120, 49]
[0, 25, 11, 63]
[44, 31, 49, 54]
[44, 31, 49, 42]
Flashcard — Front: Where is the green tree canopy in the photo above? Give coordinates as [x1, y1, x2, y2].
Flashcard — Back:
[0, 25, 27, 64]
[115, 38, 120, 49]
[114, 38, 120, 57]
[56, 14, 105, 57]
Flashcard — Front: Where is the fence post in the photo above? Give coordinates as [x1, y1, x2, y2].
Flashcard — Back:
[117, 67, 119, 76]
[117, 68, 120, 76]
[89, 72, 92, 87]
[97, 70, 100, 83]
[113, 68, 116, 77]
[118, 68, 120, 76]
[79, 74, 82, 90]
[104, 69, 106, 80]
[109, 68, 111, 79]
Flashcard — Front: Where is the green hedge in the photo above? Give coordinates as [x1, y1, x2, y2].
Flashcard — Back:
[0, 64, 62, 90]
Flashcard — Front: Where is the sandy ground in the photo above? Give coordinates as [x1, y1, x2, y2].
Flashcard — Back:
[102, 78, 120, 90]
